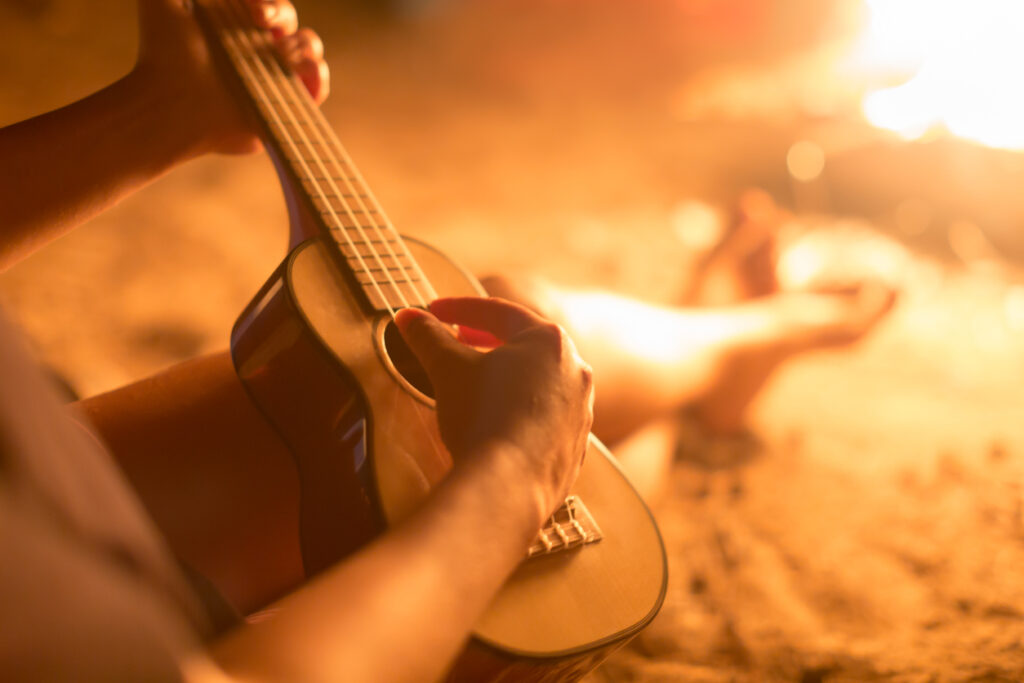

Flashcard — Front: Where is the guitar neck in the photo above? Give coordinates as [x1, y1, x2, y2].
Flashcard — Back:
[199, 0, 436, 313]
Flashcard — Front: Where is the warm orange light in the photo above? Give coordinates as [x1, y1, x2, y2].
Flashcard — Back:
[776, 223, 910, 290]
[553, 291, 735, 364]
[786, 140, 826, 182]
[852, 0, 1024, 150]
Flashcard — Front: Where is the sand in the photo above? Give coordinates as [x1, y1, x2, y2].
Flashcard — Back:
[2, 1, 1023, 680]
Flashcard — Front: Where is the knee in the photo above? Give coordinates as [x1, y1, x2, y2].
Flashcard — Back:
[478, 273, 560, 323]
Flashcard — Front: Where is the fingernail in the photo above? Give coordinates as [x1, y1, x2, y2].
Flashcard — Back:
[458, 326, 501, 348]
[395, 308, 426, 333]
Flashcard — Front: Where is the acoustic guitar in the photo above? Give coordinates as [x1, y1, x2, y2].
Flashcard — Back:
[199, 1, 668, 679]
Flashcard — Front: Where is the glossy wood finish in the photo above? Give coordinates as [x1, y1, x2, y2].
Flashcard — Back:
[231, 256, 384, 575]
[205, 2, 667, 675]
[232, 237, 667, 680]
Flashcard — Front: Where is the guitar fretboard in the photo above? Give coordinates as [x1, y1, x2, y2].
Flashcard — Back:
[202, 0, 436, 313]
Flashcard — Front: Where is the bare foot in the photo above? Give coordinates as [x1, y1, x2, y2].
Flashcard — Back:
[685, 190, 897, 434]
[683, 190, 789, 434]
[477, 203, 898, 443]
[769, 283, 898, 351]
[682, 188, 783, 307]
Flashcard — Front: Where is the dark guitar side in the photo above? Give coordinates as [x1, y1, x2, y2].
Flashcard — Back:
[231, 236, 667, 682]
[231, 239, 385, 576]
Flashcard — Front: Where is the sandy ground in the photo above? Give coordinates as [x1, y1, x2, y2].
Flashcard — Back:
[3, 1, 1024, 680]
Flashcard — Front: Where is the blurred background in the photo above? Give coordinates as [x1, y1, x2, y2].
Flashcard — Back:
[3, 0, 1024, 679]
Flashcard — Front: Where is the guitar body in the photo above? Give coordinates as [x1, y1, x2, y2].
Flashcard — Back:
[231, 237, 667, 681]
[199, 1, 667, 676]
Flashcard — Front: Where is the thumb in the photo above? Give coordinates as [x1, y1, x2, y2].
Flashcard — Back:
[394, 308, 473, 379]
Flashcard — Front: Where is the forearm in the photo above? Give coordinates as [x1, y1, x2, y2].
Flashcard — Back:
[79, 352, 550, 682]
[0, 69, 205, 270]
[202, 445, 543, 683]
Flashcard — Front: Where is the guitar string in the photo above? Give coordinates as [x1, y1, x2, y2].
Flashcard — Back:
[212, 5, 455, 477]
[214, 0, 409, 314]
[290, 91, 440, 304]
[208, 10, 394, 317]
[223, 0, 437, 308]
[208, 0, 402, 316]
[222, 0, 438, 305]
[207, 2, 398, 316]
[223, 0, 434, 309]
[220, 0, 428, 311]
[205, 8, 579, 555]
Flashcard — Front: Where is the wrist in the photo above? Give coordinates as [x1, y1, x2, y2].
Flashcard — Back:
[447, 440, 551, 544]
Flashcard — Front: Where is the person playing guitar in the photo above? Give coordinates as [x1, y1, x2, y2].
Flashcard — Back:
[0, 1, 894, 680]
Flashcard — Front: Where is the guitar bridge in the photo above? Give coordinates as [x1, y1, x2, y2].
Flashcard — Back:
[527, 495, 603, 558]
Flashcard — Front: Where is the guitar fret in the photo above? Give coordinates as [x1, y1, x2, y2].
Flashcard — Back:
[288, 157, 328, 166]
[323, 210, 380, 218]
[315, 198, 380, 217]
[336, 239, 400, 252]
[318, 203, 378, 213]
[345, 256, 409, 269]
[280, 135, 327, 146]
[253, 94, 299, 112]
[314, 192, 373, 202]
[309, 179, 362, 187]
[254, 94, 297, 106]
[282, 139, 330, 151]
[208, 6, 432, 314]
[288, 157, 349, 169]
[300, 171, 359, 182]
[317, 204, 376, 217]
[275, 119, 321, 135]
[357, 264, 416, 274]
[327, 220, 386, 233]
[282, 143, 349, 168]
[357, 275, 422, 285]
[360, 281, 426, 310]
[350, 260, 414, 275]
[328, 227, 393, 241]
[300, 177, 368, 198]
[348, 261, 411, 275]
[339, 243, 409, 258]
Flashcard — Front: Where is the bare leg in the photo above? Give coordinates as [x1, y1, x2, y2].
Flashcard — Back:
[75, 352, 305, 614]
[481, 274, 894, 501]
[487, 189, 896, 448]
[683, 189, 797, 434]
[482, 274, 895, 447]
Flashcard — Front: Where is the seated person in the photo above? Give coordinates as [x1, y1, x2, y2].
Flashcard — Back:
[0, 0, 894, 680]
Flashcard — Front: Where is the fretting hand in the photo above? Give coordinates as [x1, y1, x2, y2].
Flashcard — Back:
[396, 298, 594, 525]
[135, 0, 329, 155]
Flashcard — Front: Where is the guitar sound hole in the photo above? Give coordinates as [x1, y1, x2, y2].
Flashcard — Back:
[383, 320, 436, 400]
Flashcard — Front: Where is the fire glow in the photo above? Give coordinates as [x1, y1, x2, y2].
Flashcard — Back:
[853, 0, 1024, 150]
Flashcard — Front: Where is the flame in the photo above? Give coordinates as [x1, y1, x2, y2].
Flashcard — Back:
[853, 0, 1024, 150]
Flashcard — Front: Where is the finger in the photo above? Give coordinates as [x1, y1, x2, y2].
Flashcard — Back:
[276, 29, 329, 103]
[395, 308, 475, 379]
[428, 297, 550, 341]
[166, 0, 194, 18]
[275, 27, 324, 63]
[456, 325, 502, 349]
[249, 0, 298, 36]
[291, 57, 330, 104]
